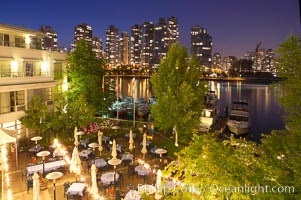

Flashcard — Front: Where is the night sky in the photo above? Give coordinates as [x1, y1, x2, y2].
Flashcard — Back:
[1, 0, 300, 58]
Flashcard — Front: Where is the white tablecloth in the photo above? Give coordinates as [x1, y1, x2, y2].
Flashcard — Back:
[135, 165, 152, 176]
[110, 144, 122, 153]
[121, 154, 133, 161]
[151, 147, 167, 156]
[102, 136, 110, 143]
[125, 133, 137, 138]
[140, 140, 152, 147]
[66, 182, 86, 196]
[94, 158, 107, 168]
[100, 172, 119, 185]
[28, 145, 44, 153]
[53, 148, 67, 157]
[138, 184, 156, 194]
[27, 160, 66, 175]
[124, 190, 141, 200]
[79, 149, 93, 159]
[79, 139, 90, 148]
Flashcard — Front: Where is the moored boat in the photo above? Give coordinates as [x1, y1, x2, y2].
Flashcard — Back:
[199, 91, 221, 132]
[226, 100, 250, 135]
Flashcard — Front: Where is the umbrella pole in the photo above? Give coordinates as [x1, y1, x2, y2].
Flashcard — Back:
[53, 181, 56, 200]
[114, 165, 116, 194]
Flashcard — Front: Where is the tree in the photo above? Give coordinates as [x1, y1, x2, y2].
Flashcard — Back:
[67, 39, 115, 117]
[161, 36, 301, 199]
[256, 35, 301, 199]
[150, 43, 205, 144]
[66, 94, 95, 128]
[20, 96, 53, 142]
[276, 35, 301, 132]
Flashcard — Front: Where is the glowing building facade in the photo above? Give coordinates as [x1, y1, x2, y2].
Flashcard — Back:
[0, 23, 67, 138]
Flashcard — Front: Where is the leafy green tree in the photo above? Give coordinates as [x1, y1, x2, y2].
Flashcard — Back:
[255, 35, 301, 199]
[276, 35, 301, 132]
[66, 94, 95, 128]
[20, 96, 53, 142]
[67, 39, 115, 116]
[150, 43, 205, 143]
[48, 94, 73, 141]
[163, 133, 298, 199]
[160, 36, 301, 200]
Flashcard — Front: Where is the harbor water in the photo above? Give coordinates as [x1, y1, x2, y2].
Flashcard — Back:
[116, 77, 285, 142]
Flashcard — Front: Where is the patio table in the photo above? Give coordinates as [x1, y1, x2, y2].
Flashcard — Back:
[66, 182, 87, 196]
[121, 153, 133, 161]
[135, 165, 152, 176]
[140, 140, 152, 148]
[124, 190, 141, 200]
[102, 136, 110, 143]
[79, 139, 90, 148]
[27, 160, 67, 175]
[93, 158, 107, 168]
[109, 144, 122, 153]
[28, 145, 44, 153]
[125, 132, 137, 138]
[138, 184, 156, 194]
[79, 149, 93, 159]
[100, 172, 119, 185]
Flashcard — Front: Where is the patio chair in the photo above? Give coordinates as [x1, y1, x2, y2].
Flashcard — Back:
[117, 171, 124, 185]
[114, 189, 125, 200]
[21, 168, 27, 181]
[66, 194, 81, 200]
[63, 181, 70, 197]
[27, 176, 33, 194]
[128, 165, 136, 180]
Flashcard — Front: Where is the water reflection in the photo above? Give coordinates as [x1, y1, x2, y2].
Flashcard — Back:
[213, 81, 285, 142]
[117, 78, 285, 142]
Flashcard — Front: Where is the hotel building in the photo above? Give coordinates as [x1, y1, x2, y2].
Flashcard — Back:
[0, 23, 67, 138]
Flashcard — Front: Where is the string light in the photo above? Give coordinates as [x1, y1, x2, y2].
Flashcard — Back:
[1, 144, 12, 200]
[52, 138, 106, 199]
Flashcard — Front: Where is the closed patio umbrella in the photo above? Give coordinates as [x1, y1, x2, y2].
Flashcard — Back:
[111, 139, 117, 160]
[32, 172, 40, 200]
[155, 169, 162, 199]
[98, 131, 103, 156]
[90, 164, 98, 195]
[70, 146, 81, 175]
[141, 133, 147, 159]
[129, 129, 134, 152]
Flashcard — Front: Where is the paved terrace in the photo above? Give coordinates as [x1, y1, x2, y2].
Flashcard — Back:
[2, 132, 171, 200]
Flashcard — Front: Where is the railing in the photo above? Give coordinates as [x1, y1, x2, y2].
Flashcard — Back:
[0, 41, 42, 50]
[0, 105, 26, 114]
[0, 72, 51, 78]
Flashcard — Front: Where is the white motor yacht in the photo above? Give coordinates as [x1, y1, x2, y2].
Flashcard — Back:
[199, 91, 221, 132]
[226, 100, 250, 135]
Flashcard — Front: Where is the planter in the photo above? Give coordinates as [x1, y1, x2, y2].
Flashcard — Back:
[40, 179, 48, 191]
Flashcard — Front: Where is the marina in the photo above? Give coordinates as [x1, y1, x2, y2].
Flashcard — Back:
[113, 77, 285, 142]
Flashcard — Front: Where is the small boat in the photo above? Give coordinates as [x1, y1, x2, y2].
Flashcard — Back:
[109, 101, 128, 118]
[199, 91, 221, 132]
[149, 96, 157, 105]
[226, 100, 250, 135]
[126, 99, 150, 119]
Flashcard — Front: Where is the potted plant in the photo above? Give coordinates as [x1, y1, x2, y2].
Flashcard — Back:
[39, 177, 48, 190]
[107, 186, 115, 197]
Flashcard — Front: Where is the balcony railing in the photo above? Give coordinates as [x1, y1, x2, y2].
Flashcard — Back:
[0, 41, 42, 50]
[0, 72, 51, 78]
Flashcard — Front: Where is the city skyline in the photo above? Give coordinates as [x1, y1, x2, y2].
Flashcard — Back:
[1, 0, 300, 58]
